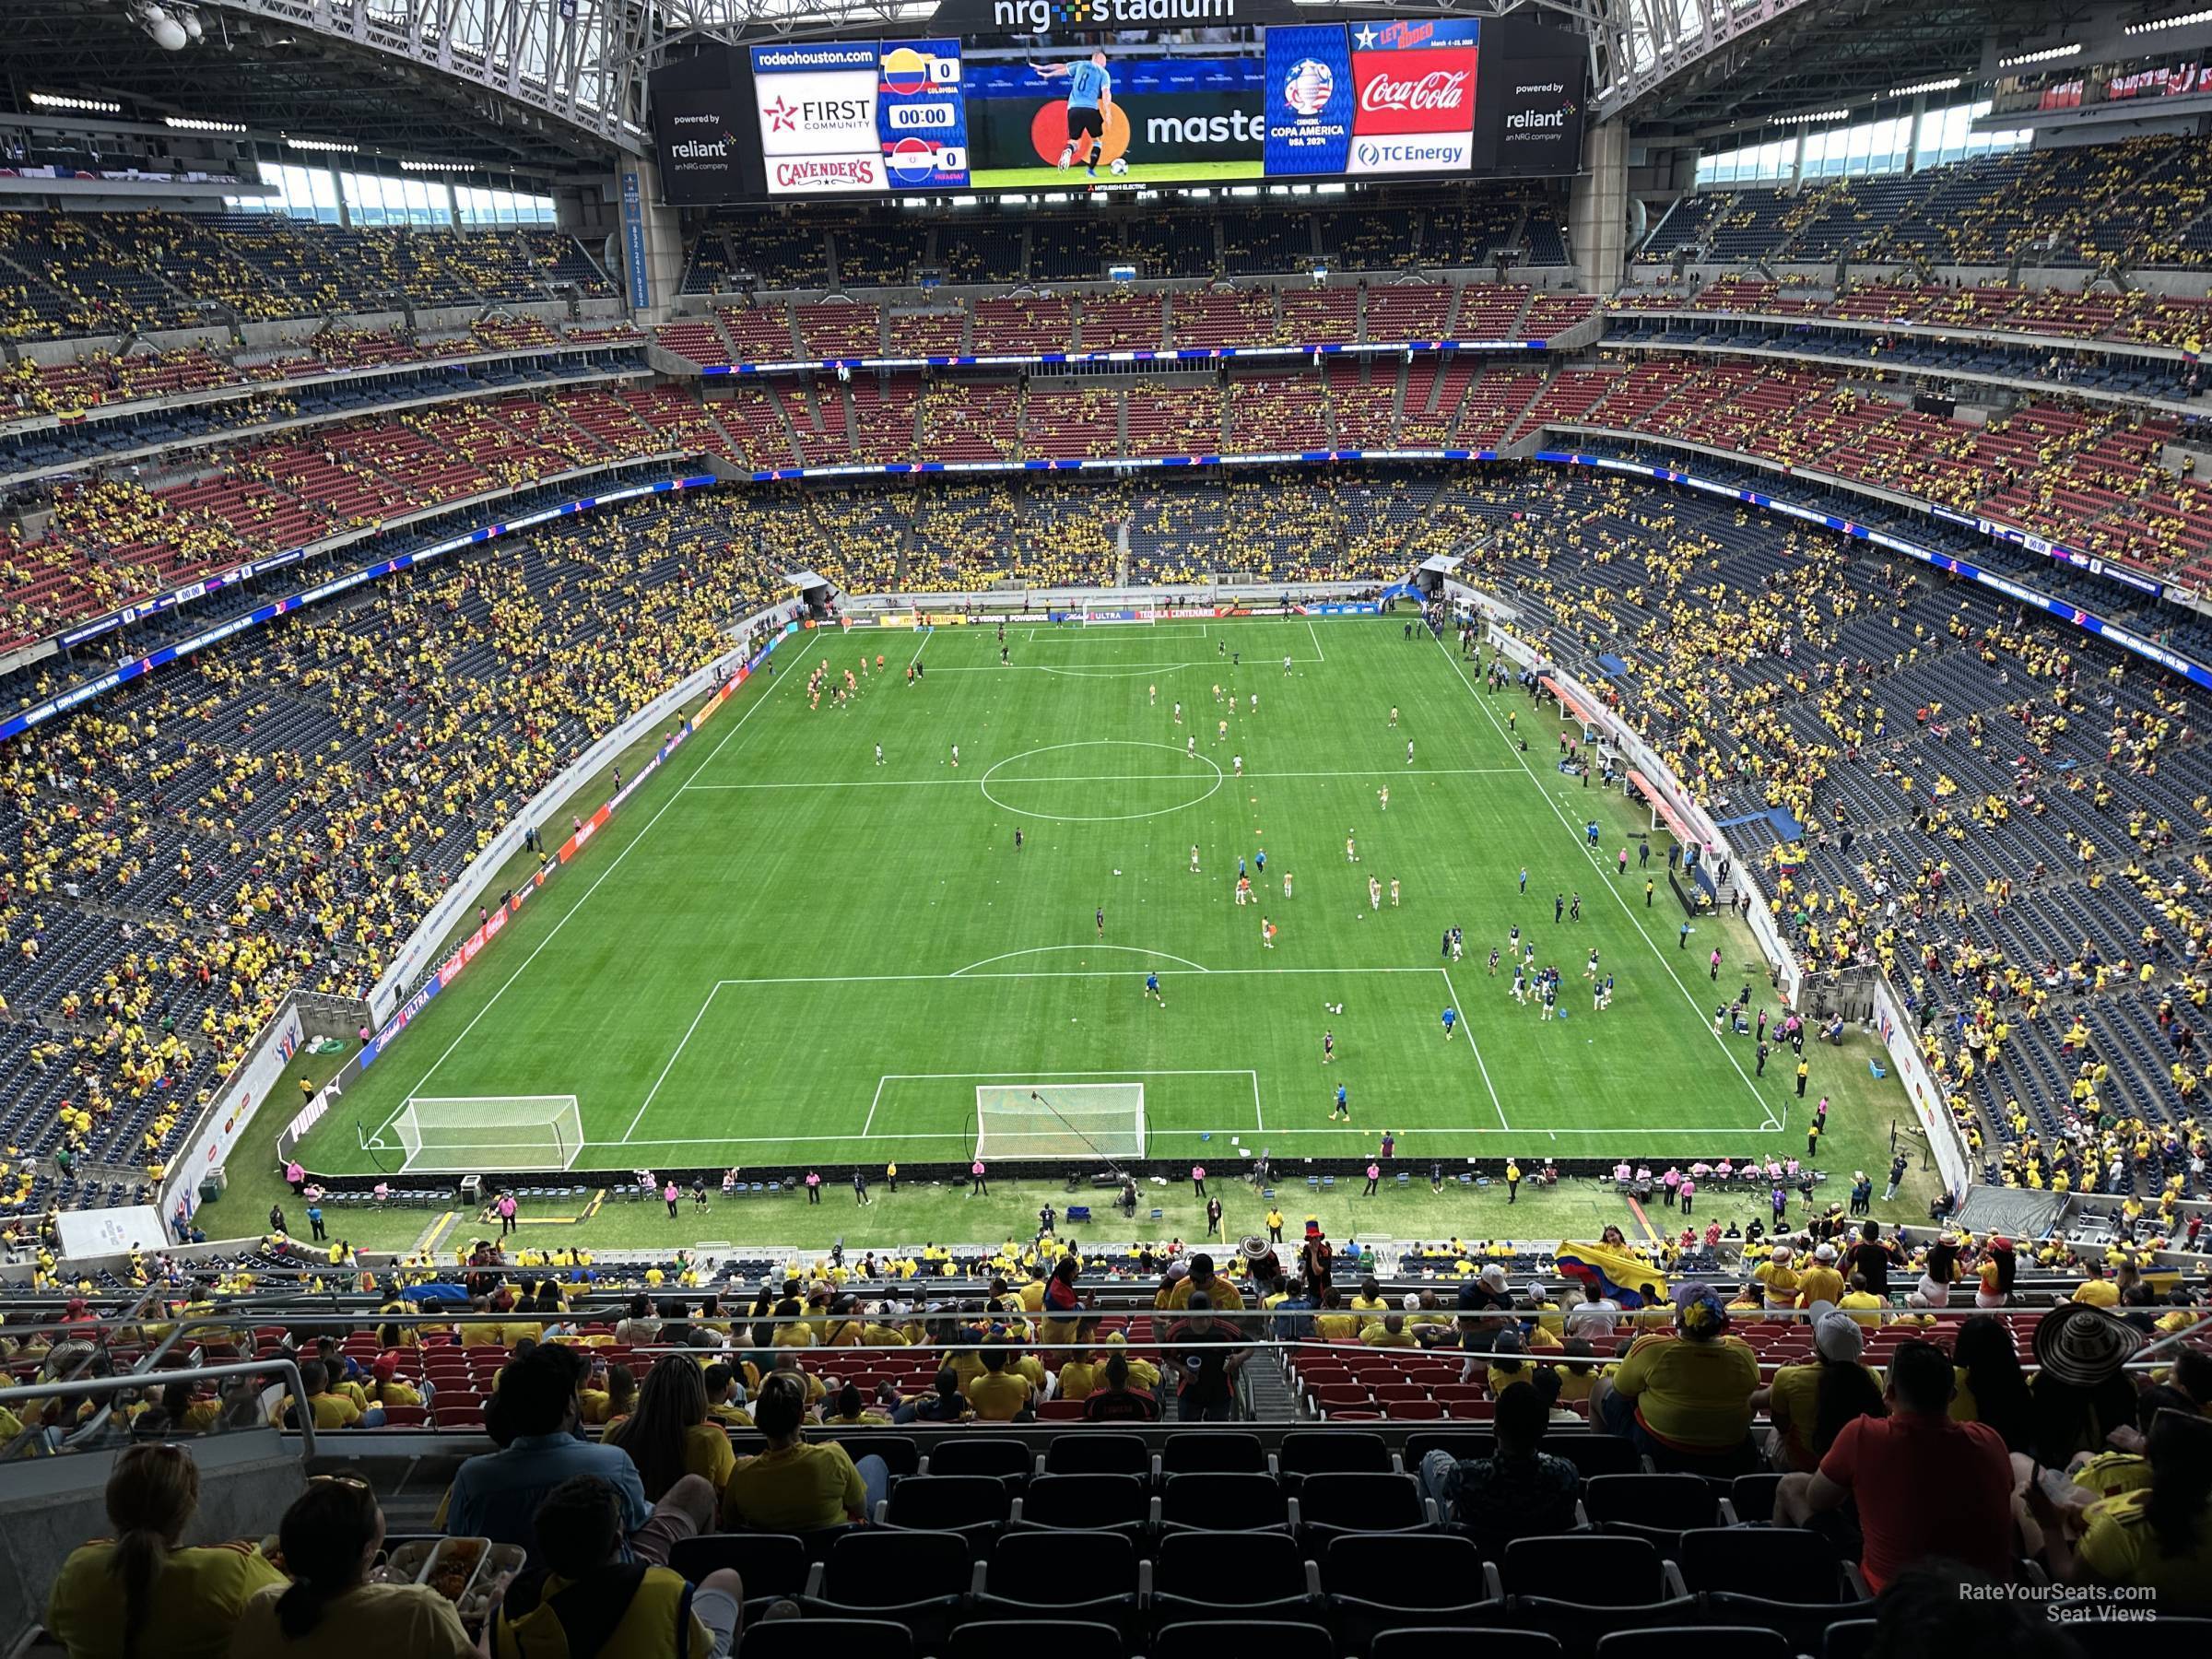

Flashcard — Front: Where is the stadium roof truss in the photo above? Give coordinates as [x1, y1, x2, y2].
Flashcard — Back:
[219, 0, 653, 155]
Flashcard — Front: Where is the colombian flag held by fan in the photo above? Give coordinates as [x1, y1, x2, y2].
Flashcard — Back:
[1555, 1241, 1668, 1310]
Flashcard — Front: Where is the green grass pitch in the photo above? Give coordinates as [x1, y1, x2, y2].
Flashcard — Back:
[966, 158, 1264, 191]
[299, 615, 1911, 1192]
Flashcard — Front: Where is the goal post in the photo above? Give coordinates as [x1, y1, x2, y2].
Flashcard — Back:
[388, 1095, 584, 1174]
[974, 1083, 1145, 1161]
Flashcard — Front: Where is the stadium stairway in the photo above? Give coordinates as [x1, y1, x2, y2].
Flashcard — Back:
[1247, 1353, 1300, 1421]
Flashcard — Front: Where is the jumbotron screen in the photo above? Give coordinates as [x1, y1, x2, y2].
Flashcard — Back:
[650, 14, 1586, 202]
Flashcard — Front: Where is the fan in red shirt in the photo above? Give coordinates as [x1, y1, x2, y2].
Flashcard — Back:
[1776, 1338, 2017, 1592]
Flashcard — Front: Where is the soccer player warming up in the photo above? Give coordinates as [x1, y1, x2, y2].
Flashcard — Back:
[1145, 971, 1166, 1007]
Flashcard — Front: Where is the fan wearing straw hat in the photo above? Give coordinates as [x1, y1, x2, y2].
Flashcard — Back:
[2030, 1302, 2147, 1469]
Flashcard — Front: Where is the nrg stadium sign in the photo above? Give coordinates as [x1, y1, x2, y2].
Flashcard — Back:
[943, 0, 1290, 34]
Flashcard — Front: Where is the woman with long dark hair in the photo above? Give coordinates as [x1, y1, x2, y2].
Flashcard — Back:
[226, 1477, 476, 1656]
[1041, 1254, 1086, 1353]
[1949, 1313, 2035, 1454]
[605, 1352, 736, 1501]
[1973, 1236, 2018, 1309]
[1916, 1234, 1961, 1309]
[1754, 1304, 1887, 1472]
[45, 1443, 285, 1659]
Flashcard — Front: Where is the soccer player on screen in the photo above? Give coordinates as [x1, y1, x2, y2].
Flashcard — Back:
[1039, 49, 1113, 176]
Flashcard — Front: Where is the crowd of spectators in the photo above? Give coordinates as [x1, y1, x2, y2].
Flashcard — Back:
[0, 497, 781, 1216]
[1456, 465, 2212, 1188]
[0, 211, 613, 342]
[10, 1231, 2210, 1658]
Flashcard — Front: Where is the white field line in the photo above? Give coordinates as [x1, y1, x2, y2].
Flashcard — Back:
[1439, 963, 1510, 1131]
[683, 765, 1516, 793]
[621, 982, 724, 1142]
[1428, 633, 1781, 1135]
[372, 662, 797, 1138]
[604, 1122, 1769, 1148]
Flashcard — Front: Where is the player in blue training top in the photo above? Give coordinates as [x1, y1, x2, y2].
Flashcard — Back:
[1038, 49, 1114, 177]
[1441, 1006, 1458, 1041]
[1145, 971, 1165, 1007]
[1329, 1082, 1348, 1122]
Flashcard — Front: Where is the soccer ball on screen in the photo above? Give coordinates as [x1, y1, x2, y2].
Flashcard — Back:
[1110, 156, 1129, 176]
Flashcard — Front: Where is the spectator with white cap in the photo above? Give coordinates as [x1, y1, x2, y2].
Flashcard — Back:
[1752, 1301, 1888, 1472]
[1753, 1241, 1800, 1310]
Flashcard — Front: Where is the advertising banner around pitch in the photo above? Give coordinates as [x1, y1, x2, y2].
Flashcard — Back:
[877, 39, 971, 189]
[1263, 24, 1353, 176]
[1346, 16, 1478, 175]
[752, 40, 887, 195]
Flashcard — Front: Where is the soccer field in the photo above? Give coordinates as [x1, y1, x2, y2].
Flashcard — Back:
[966, 159, 1264, 191]
[305, 615, 1911, 1183]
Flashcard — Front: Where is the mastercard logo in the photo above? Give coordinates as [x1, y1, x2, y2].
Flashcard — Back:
[881, 46, 935, 97]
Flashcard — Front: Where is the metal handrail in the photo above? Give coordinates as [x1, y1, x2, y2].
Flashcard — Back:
[0, 1357, 315, 1460]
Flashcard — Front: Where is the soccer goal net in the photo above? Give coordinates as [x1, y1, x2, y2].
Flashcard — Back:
[974, 1083, 1146, 1161]
[387, 1096, 584, 1174]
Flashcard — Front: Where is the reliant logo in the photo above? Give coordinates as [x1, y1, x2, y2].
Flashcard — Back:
[670, 138, 731, 159]
[1359, 69, 1469, 113]
[1507, 109, 1567, 130]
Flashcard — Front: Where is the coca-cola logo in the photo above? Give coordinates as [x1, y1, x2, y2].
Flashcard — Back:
[1359, 68, 1468, 112]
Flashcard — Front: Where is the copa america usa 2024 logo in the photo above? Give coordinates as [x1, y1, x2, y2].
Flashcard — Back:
[1284, 59, 1335, 114]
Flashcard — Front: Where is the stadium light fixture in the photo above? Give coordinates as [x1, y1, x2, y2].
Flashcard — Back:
[165, 115, 245, 133]
[1886, 76, 1963, 99]
[1997, 43, 2081, 68]
[399, 159, 473, 172]
[1770, 107, 1853, 124]
[2126, 8, 2212, 35]
[285, 135, 360, 153]
[29, 92, 124, 114]
[129, 2, 191, 51]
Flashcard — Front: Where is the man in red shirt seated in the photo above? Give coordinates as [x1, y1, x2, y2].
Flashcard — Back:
[1776, 1337, 2018, 1592]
